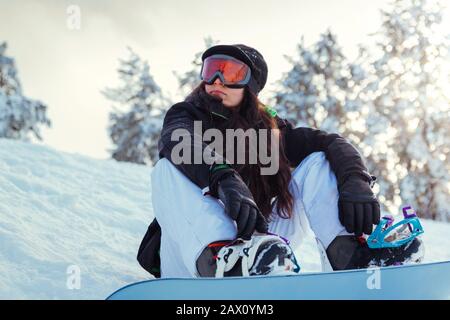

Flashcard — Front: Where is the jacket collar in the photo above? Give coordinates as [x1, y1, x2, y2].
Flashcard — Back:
[185, 89, 233, 120]
[208, 102, 233, 120]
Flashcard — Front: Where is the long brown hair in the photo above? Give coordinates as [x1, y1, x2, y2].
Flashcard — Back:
[188, 83, 294, 221]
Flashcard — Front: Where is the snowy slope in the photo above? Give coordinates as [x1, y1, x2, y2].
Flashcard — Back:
[0, 138, 449, 299]
[0, 139, 152, 299]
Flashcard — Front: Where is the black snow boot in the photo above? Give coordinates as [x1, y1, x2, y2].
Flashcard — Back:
[324, 235, 424, 270]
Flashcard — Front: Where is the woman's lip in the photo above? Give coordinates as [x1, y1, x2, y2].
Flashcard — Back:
[211, 90, 225, 95]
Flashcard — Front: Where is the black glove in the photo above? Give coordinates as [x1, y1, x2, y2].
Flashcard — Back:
[338, 174, 380, 237]
[209, 166, 268, 240]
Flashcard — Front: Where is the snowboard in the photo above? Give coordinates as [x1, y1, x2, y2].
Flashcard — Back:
[107, 260, 450, 300]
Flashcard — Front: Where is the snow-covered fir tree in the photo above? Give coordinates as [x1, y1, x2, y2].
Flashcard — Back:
[103, 47, 169, 165]
[273, 31, 367, 144]
[359, 0, 450, 220]
[173, 36, 218, 97]
[0, 42, 51, 141]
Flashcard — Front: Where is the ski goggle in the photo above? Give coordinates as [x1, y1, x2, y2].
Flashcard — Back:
[367, 205, 424, 249]
[200, 54, 252, 88]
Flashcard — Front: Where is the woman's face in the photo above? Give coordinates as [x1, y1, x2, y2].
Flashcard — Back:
[205, 78, 245, 108]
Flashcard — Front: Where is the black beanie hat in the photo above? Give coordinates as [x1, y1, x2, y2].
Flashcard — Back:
[201, 44, 268, 95]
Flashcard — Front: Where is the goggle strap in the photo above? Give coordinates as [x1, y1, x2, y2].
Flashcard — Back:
[247, 77, 260, 95]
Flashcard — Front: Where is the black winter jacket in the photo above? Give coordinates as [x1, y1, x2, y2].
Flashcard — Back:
[137, 89, 371, 277]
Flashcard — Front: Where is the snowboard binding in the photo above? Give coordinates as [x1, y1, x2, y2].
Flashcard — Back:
[319, 205, 425, 271]
[215, 233, 301, 277]
[197, 233, 301, 278]
[367, 205, 424, 249]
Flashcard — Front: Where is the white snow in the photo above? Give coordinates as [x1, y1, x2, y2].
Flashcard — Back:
[0, 138, 449, 299]
[0, 139, 151, 299]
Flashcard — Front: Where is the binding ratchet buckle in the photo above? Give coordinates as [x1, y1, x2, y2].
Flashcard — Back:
[367, 205, 424, 249]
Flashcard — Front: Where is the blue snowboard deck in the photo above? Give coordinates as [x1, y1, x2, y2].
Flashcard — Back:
[107, 260, 450, 300]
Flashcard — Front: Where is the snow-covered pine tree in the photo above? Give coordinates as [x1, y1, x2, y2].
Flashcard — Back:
[360, 0, 450, 220]
[273, 31, 368, 144]
[173, 36, 218, 97]
[0, 42, 51, 141]
[103, 47, 169, 165]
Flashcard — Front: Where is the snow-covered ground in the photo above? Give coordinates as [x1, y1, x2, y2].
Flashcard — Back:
[0, 138, 449, 299]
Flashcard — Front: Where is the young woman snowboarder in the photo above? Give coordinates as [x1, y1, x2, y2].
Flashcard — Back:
[141, 44, 423, 278]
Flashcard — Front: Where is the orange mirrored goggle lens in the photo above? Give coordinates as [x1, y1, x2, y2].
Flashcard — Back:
[201, 55, 251, 85]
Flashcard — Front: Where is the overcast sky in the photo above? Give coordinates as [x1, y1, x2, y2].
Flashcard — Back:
[1, 0, 448, 159]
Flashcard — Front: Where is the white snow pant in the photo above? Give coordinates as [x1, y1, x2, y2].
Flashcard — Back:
[151, 152, 348, 278]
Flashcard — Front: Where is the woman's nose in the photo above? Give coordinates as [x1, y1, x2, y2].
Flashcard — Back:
[213, 77, 224, 86]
